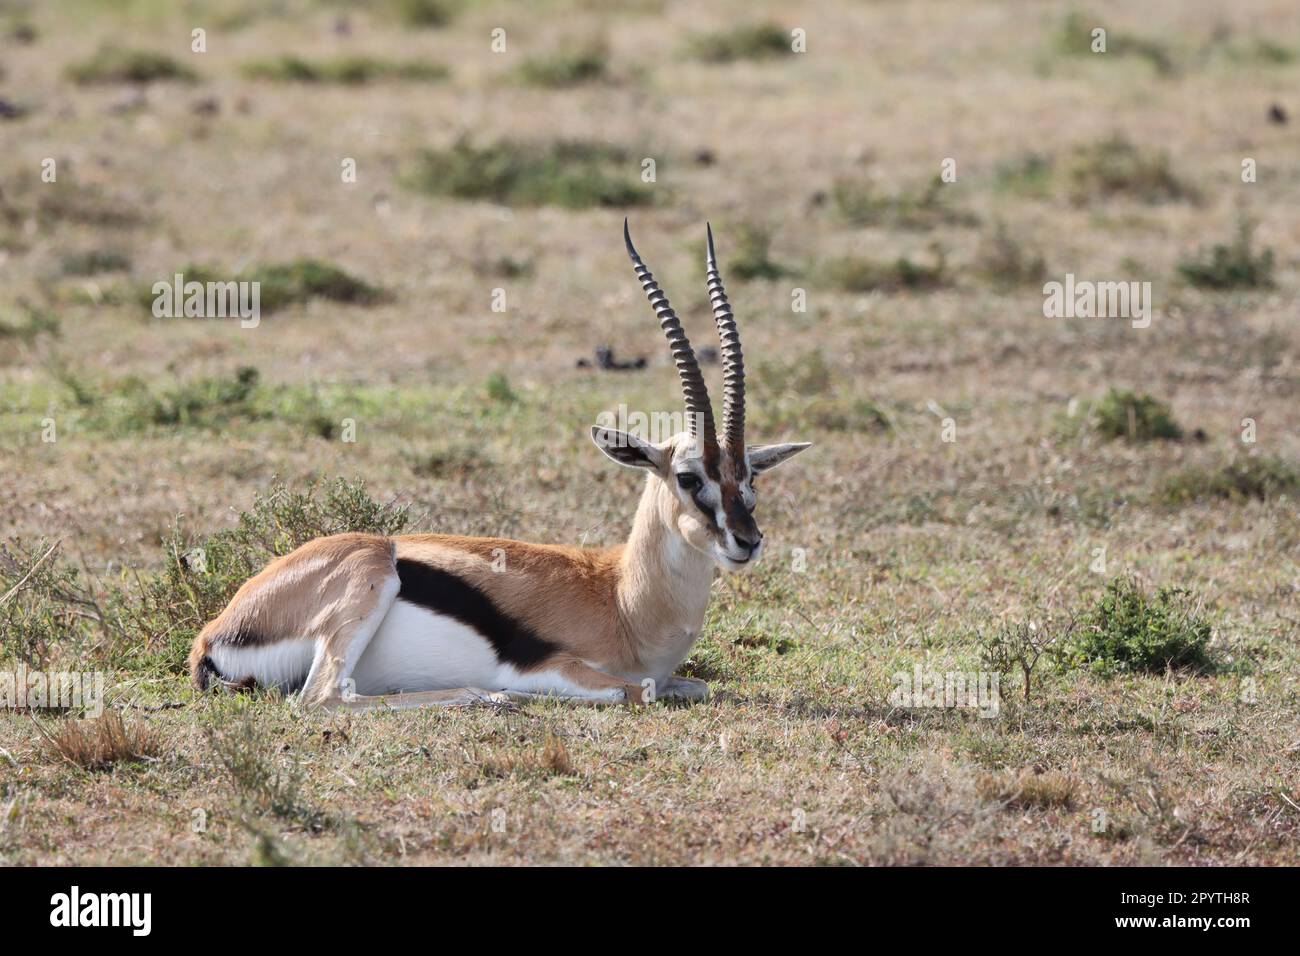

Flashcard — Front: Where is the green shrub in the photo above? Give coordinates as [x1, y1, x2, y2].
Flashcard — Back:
[36, 183, 139, 229]
[252, 260, 385, 311]
[1068, 134, 1195, 205]
[1162, 456, 1299, 503]
[136, 366, 262, 428]
[1053, 11, 1176, 75]
[0, 540, 114, 666]
[485, 371, 518, 405]
[0, 309, 60, 344]
[517, 42, 608, 88]
[973, 222, 1047, 288]
[832, 175, 977, 230]
[242, 55, 448, 85]
[685, 22, 792, 63]
[1069, 576, 1214, 676]
[408, 441, 492, 479]
[67, 46, 198, 84]
[1177, 218, 1275, 290]
[60, 249, 132, 276]
[1092, 388, 1181, 442]
[405, 138, 652, 209]
[390, 0, 458, 27]
[722, 223, 790, 280]
[823, 246, 948, 293]
[993, 153, 1055, 198]
[141, 260, 385, 315]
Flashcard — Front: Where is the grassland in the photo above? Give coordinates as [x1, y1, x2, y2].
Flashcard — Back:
[0, 0, 1298, 865]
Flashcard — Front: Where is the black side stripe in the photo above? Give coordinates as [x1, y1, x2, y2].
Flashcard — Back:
[394, 558, 559, 669]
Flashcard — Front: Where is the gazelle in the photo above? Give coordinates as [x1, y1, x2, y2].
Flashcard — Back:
[188, 223, 810, 710]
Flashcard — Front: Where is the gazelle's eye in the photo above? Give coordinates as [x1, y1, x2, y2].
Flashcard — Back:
[676, 472, 701, 491]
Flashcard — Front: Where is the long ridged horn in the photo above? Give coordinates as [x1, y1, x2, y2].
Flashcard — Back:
[624, 219, 716, 444]
[705, 223, 745, 454]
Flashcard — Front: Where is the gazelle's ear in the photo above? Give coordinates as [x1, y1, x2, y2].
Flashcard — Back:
[590, 426, 667, 472]
[747, 442, 811, 475]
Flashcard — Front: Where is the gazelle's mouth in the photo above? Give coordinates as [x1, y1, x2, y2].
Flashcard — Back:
[715, 543, 760, 572]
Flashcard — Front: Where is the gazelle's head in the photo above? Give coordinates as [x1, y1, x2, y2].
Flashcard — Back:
[592, 222, 811, 573]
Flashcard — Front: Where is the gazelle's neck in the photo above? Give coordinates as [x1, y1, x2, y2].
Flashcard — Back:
[615, 475, 715, 676]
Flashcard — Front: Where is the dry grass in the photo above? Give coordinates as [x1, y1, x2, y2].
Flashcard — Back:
[978, 769, 1080, 811]
[0, 0, 1298, 865]
[37, 712, 159, 772]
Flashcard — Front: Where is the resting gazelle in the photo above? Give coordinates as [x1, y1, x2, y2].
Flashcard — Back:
[188, 223, 811, 709]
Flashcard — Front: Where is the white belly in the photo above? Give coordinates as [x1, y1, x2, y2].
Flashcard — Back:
[351, 599, 502, 695]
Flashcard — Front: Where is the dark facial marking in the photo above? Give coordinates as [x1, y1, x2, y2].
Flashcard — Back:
[395, 558, 559, 669]
[691, 486, 721, 532]
[721, 480, 761, 544]
[701, 441, 722, 482]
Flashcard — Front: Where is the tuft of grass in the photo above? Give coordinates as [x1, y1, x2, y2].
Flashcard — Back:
[757, 350, 832, 396]
[685, 22, 793, 63]
[1069, 576, 1214, 676]
[473, 255, 534, 279]
[59, 249, 132, 277]
[973, 222, 1047, 289]
[390, 0, 458, 28]
[35, 184, 139, 229]
[141, 260, 385, 315]
[409, 440, 492, 479]
[1068, 134, 1195, 205]
[832, 175, 977, 230]
[993, 152, 1055, 198]
[1162, 456, 1299, 503]
[0, 308, 60, 345]
[67, 46, 198, 84]
[134, 365, 262, 428]
[1092, 387, 1182, 442]
[1228, 39, 1296, 66]
[38, 712, 159, 771]
[978, 769, 1078, 810]
[517, 41, 608, 88]
[405, 137, 652, 209]
[823, 245, 948, 293]
[242, 55, 448, 85]
[721, 223, 791, 280]
[1177, 217, 1275, 290]
[1053, 11, 1176, 75]
[251, 260, 385, 311]
[485, 371, 518, 405]
[473, 732, 575, 780]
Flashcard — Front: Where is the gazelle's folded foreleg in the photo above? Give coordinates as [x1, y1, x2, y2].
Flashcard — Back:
[323, 660, 646, 713]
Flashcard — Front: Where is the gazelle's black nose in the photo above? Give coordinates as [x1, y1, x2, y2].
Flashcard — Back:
[733, 532, 762, 553]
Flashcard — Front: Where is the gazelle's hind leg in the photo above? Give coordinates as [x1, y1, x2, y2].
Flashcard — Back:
[297, 571, 401, 709]
[190, 533, 405, 706]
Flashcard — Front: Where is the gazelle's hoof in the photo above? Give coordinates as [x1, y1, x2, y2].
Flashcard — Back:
[658, 676, 710, 703]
